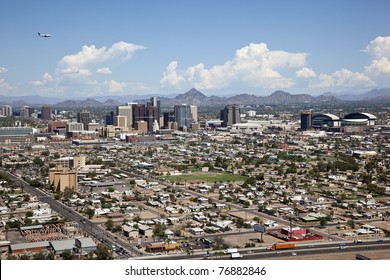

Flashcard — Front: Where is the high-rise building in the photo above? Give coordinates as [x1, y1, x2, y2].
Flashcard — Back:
[3, 105, 12, 117]
[190, 105, 198, 123]
[145, 97, 160, 132]
[163, 111, 175, 128]
[147, 96, 160, 108]
[145, 106, 160, 132]
[117, 104, 135, 130]
[114, 115, 127, 128]
[77, 109, 91, 130]
[132, 104, 146, 128]
[20, 106, 32, 118]
[41, 105, 52, 120]
[174, 104, 195, 130]
[300, 111, 313, 130]
[104, 111, 115, 126]
[220, 104, 240, 127]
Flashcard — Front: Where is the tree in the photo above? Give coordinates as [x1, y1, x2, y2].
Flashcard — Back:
[25, 211, 33, 218]
[62, 249, 73, 260]
[318, 217, 327, 227]
[133, 215, 141, 223]
[153, 223, 167, 238]
[19, 254, 31, 260]
[46, 252, 55, 260]
[95, 245, 113, 260]
[29, 179, 43, 188]
[105, 219, 114, 231]
[213, 236, 227, 250]
[32, 251, 47, 260]
[347, 219, 356, 229]
[24, 218, 32, 226]
[7, 255, 18, 260]
[85, 208, 95, 219]
[33, 157, 44, 166]
[63, 187, 76, 200]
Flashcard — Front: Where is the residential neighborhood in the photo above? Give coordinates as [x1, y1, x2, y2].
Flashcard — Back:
[1, 93, 390, 260]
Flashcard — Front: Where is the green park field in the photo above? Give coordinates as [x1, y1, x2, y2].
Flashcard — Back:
[161, 172, 248, 183]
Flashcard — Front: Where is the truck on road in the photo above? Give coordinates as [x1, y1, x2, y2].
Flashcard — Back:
[230, 252, 243, 259]
[270, 243, 295, 251]
[224, 248, 238, 254]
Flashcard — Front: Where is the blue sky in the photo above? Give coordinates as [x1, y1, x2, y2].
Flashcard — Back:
[1, 0, 390, 98]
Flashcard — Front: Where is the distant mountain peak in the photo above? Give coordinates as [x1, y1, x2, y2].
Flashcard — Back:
[270, 90, 291, 97]
[180, 88, 206, 98]
[171, 88, 209, 105]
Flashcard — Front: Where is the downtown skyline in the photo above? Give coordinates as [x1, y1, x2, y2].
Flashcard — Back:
[1, 0, 390, 99]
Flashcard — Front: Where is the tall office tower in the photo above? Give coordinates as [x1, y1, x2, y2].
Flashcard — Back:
[104, 111, 115, 126]
[77, 109, 91, 130]
[117, 104, 134, 130]
[220, 104, 240, 127]
[163, 111, 175, 128]
[27, 107, 35, 116]
[132, 104, 146, 128]
[174, 104, 193, 130]
[20, 106, 31, 118]
[300, 111, 313, 130]
[41, 105, 53, 120]
[190, 105, 198, 123]
[147, 96, 160, 108]
[3, 105, 13, 117]
[145, 97, 160, 132]
[145, 106, 160, 132]
[114, 115, 127, 128]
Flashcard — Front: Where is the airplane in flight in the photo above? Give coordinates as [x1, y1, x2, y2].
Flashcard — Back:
[38, 32, 51, 37]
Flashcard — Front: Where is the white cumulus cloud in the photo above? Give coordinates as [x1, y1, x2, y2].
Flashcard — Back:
[58, 41, 145, 69]
[365, 57, 390, 76]
[58, 67, 91, 76]
[363, 36, 390, 86]
[103, 80, 126, 92]
[31, 73, 54, 86]
[296, 67, 316, 78]
[160, 43, 308, 90]
[312, 69, 375, 88]
[96, 67, 112, 74]
[365, 36, 390, 58]
[160, 61, 185, 88]
[0, 78, 14, 90]
[0, 67, 8, 73]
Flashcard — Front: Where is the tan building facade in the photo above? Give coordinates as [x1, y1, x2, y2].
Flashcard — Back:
[49, 168, 77, 193]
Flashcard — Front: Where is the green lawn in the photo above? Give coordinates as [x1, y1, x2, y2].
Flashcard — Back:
[161, 172, 248, 183]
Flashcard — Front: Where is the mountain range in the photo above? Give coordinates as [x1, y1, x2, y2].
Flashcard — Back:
[1, 88, 390, 108]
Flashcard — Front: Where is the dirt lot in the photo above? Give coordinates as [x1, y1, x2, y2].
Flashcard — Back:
[222, 231, 282, 247]
[4, 229, 26, 244]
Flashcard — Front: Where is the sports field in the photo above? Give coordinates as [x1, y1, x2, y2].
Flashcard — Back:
[161, 172, 248, 183]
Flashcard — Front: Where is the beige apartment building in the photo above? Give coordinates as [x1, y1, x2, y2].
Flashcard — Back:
[49, 168, 77, 193]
